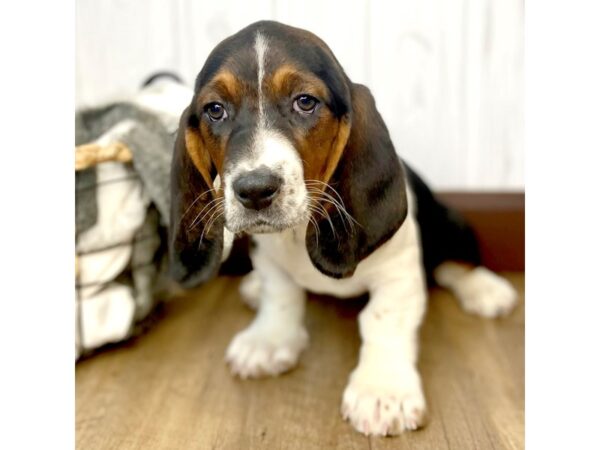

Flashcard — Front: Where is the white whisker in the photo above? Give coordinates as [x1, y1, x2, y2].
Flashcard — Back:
[305, 182, 360, 236]
[189, 198, 224, 230]
[200, 207, 225, 243]
[182, 187, 216, 219]
[305, 179, 359, 229]
[308, 196, 337, 238]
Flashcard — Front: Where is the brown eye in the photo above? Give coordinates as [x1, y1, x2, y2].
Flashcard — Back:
[293, 95, 319, 114]
[205, 102, 227, 121]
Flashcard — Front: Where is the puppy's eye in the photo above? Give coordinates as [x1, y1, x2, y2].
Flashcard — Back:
[204, 102, 228, 122]
[293, 95, 319, 114]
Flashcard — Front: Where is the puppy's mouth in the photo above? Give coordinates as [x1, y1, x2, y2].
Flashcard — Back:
[224, 200, 309, 235]
[223, 166, 309, 235]
[226, 214, 306, 235]
[243, 219, 288, 234]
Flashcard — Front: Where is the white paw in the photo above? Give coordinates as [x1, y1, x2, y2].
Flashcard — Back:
[453, 267, 518, 318]
[239, 271, 262, 310]
[225, 323, 308, 378]
[341, 365, 427, 436]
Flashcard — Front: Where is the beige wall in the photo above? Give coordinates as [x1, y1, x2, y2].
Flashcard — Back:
[76, 0, 523, 190]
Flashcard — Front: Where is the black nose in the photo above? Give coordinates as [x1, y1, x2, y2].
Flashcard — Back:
[233, 168, 282, 210]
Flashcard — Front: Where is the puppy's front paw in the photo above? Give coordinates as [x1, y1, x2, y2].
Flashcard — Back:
[225, 324, 308, 378]
[454, 267, 518, 318]
[341, 366, 427, 436]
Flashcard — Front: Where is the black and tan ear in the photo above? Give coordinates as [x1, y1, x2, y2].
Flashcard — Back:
[306, 84, 408, 278]
[169, 105, 223, 288]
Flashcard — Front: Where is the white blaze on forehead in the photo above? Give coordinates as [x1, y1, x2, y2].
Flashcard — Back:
[221, 31, 308, 234]
[254, 31, 268, 127]
[250, 32, 297, 172]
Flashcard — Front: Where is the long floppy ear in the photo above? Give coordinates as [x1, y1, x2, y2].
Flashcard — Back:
[306, 84, 408, 278]
[169, 105, 223, 288]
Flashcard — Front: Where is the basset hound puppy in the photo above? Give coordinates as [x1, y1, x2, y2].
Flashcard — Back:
[169, 21, 518, 436]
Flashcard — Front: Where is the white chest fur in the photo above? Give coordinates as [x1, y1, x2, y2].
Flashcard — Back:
[251, 202, 424, 299]
[229, 190, 430, 435]
[253, 226, 368, 297]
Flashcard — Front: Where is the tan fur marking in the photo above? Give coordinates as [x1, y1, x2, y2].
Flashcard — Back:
[321, 117, 351, 183]
[269, 65, 328, 99]
[185, 128, 214, 190]
[267, 65, 351, 187]
[197, 70, 243, 107]
[271, 65, 300, 94]
[292, 108, 351, 187]
[212, 71, 241, 100]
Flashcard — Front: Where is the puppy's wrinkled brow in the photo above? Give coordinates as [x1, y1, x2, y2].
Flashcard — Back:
[198, 70, 242, 104]
[270, 64, 328, 100]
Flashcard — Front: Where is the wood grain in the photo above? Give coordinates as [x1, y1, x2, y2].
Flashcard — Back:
[76, 273, 524, 449]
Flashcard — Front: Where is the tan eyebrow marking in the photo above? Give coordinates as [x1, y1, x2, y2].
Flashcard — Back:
[184, 128, 214, 190]
[270, 64, 328, 100]
[196, 70, 242, 106]
[211, 71, 241, 98]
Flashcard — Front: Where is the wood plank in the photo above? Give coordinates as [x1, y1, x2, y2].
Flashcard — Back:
[77, 273, 524, 449]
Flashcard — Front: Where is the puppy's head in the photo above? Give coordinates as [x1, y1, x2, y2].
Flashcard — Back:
[170, 21, 408, 287]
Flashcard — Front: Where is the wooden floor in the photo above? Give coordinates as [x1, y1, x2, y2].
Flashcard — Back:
[76, 273, 524, 450]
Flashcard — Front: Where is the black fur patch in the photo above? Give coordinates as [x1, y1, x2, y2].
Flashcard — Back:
[306, 84, 408, 278]
[168, 107, 223, 287]
[404, 165, 481, 284]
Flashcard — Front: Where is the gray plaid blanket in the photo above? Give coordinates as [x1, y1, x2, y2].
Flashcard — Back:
[75, 79, 192, 358]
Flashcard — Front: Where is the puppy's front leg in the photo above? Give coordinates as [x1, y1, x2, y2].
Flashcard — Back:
[342, 271, 428, 436]
[226, 256, 308, 379]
